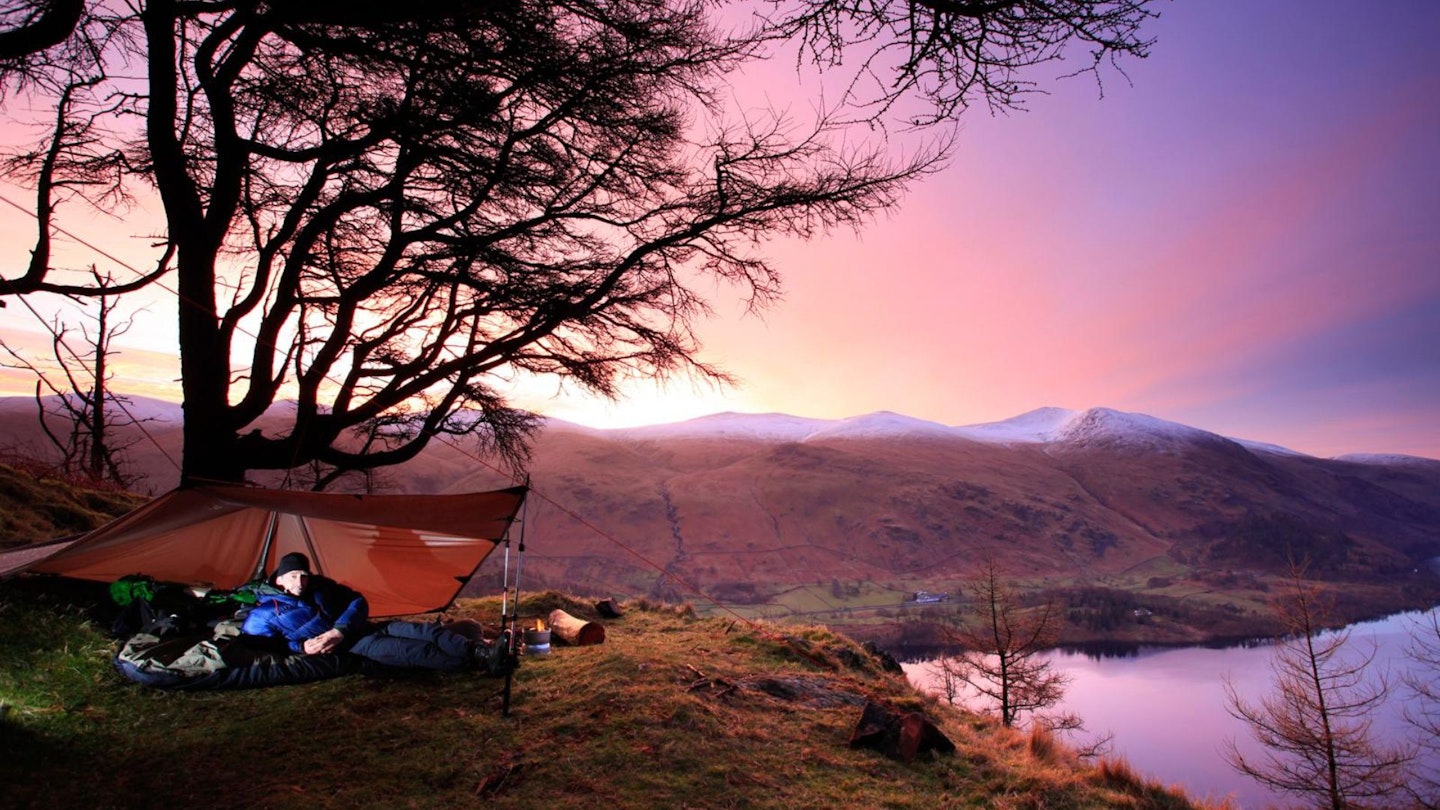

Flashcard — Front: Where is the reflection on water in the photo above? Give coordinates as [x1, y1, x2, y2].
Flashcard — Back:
[903, 609, 1440, 809]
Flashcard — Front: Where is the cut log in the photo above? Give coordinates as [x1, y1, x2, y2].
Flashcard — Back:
[548, 609, 605, 646]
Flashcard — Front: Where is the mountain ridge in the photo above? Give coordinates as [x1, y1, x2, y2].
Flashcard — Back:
[471, 407, 1440, 644]
[589, 406, 1299, 453]
[6, 393, 1433, 463]
[3, 394, 1439, 645]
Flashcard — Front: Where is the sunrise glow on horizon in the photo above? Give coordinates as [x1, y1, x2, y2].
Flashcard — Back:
[0, 0, 1436, 461]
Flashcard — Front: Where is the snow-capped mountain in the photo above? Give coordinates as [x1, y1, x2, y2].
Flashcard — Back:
[474, 404, 1440, 630]
[593, 405, 1306, 458]
[613, 412, 828, 442]
[803, 411, 960, 441]
[4, 395, 1439, 640]
[1049, 407, 1238, 453]
[1334, 453, 1440, 468]
[6, 395, 1428, 483]
[951, 406, 1080, 444]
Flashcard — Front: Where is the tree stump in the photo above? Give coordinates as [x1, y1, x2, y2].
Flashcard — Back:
[848, 700, 955, 763]
[547, 609, 605, 646]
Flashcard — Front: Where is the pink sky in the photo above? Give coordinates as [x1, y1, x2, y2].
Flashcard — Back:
[590, 0, 1440, 459]
[1, 0, 1437, 460]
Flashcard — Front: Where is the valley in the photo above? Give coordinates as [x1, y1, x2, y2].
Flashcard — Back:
[4, 399, 1439, 646]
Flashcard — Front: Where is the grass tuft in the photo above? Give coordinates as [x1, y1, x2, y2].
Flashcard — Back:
[1097, 755, 1147, 790]
[1027, 723, 1070, 765]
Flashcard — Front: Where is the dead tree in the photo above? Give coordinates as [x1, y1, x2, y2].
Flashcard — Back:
[0, 268, 148, 488]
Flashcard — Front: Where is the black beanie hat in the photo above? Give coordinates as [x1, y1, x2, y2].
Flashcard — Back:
[274, 552, 311, 579]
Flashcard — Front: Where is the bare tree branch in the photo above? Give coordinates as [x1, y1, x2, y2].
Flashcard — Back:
[754, 0, 1160, 125]
[0, 0, 1158, 486]
[1224, 563, 1414, 809]
[1403, 610, 1440, 808]
[0, 0, 84, 60]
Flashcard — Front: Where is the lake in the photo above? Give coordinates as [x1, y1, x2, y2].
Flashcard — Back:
[903, 609, 1440, 808]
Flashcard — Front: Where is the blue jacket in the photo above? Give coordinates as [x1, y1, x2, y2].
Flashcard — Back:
[241, 576, 369, 653]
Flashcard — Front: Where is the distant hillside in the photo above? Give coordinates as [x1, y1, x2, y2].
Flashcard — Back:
[448, 409, 1440, 643]
[4, 397, 1439, 643]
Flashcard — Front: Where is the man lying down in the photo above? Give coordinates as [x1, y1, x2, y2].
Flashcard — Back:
[114, 553, 512, 689]
[242, 552, 510, 674]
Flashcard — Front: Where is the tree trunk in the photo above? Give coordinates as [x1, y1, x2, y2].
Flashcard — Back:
[547, 609, 605, 646]
[177, 282, 242, 485]
[177, 275, 243, 485]
[146, 0, 243, 488]
[849, 700, 955, 763]
[88, 300, 107, 480]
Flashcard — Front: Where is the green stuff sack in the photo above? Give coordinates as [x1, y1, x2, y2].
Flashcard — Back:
[109, 575, 157, 606]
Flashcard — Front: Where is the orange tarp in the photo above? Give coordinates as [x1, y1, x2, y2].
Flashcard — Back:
[10, 485, 526, 617]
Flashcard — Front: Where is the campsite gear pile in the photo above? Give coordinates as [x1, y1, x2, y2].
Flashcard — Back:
[2, 484, 531, 696]
[4, 484, 528, 617]
[108, 572, 522, 689]
[108, 572, 389, 689]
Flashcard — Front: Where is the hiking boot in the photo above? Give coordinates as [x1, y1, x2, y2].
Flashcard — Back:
[476, 630, 516, 675]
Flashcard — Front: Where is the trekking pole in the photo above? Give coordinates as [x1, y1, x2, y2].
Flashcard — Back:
[500, 535, 511, 620]
[501, 480, 530, 718]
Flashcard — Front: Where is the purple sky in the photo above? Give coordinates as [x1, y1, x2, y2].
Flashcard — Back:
[0, 0, 1436, 459]
[571, 0, 1439, 458]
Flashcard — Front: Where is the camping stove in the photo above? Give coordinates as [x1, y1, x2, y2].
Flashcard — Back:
[523, 622, 551, 656]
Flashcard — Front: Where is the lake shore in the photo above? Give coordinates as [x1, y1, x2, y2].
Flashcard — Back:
[835, 573, 1440, 654]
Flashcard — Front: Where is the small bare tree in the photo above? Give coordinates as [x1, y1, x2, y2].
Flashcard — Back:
[0, 268, 149, 488]
[1402, 610, 1440, 808]
[935, 559, 1068, 727]
[1223, 566, 1413, 810]
[929, 559, 1109, 757]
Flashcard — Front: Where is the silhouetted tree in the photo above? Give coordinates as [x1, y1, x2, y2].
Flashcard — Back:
[1223, 566, 1413, 810]
[0, 1, 943, 485]
[1402, 610, 1440, 808]
[0, 1, 1160, 485]
[757, 0, 1160, 124]
[0, 268, 148, 488]
[0, 1, 83, 63]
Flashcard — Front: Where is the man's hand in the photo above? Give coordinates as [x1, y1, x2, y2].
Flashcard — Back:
[303, 628, 345, 655]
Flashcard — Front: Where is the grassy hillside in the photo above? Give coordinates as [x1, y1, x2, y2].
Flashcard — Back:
[7, 405, 1440, 648]
[0, 585, 1213, 809]
[0, 461, 145, 548]
[456, 425, 1440, 647]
